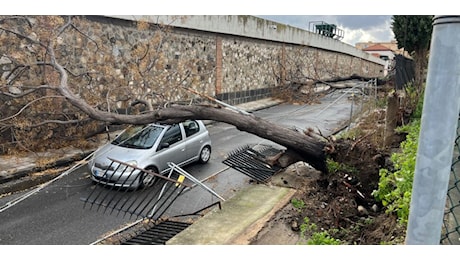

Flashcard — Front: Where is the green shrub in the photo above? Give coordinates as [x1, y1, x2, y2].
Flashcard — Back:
[307, 231, 342, 245]
[299, 217, 342, 245]
[291, 198, 306, 212]
[299, 217, 317, 237]
[372, 119, 420, 225]
[326, 158, 357, 174]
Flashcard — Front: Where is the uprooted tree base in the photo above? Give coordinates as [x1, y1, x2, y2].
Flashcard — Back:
[250, 108, 408, 245]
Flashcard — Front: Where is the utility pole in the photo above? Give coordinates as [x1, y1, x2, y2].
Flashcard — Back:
[405, 16, 460, 244]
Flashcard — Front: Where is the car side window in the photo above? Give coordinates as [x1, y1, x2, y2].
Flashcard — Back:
[183, 120, 200, 137]
[160, 124, 183, 146]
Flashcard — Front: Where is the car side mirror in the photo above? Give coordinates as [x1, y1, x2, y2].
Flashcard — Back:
[158, 142, 170, 150]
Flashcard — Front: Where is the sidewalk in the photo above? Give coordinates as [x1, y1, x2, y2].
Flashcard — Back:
[0, 97, 284, 194]
[167, 184, 296, 245]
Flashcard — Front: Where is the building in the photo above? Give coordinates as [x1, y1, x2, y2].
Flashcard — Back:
[362, 44, 395, 61]
[355, 40, 411, 77]
[355, 40, 411, 57]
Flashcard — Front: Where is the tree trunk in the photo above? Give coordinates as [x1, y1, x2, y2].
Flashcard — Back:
[163, 105, 329, 173]
[384, 91, 399, 147]
[413, 48, 428, 92]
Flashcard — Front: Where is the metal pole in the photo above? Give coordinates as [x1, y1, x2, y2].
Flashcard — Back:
[405, 16, 460, 244]
[167, 162, 226, 201]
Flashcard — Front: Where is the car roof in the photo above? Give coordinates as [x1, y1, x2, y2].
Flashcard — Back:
[146, 119, 202, 127]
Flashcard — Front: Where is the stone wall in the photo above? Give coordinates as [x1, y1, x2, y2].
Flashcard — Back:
[81, 15, 384, 106]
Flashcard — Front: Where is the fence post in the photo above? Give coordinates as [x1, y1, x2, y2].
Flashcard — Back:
[405, 16, 460, 244]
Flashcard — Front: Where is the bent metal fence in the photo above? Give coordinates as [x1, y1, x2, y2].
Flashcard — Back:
[441, 115, 460, 245]
[82, 159, 223, 221]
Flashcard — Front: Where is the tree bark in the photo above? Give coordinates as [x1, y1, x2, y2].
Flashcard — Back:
[384, 91, 399, 147]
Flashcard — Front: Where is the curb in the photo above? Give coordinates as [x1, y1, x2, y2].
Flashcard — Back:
[0, 151, 93, 194]
[166, 185, 296, 245]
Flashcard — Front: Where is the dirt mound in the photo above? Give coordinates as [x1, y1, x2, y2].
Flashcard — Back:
[251, 136, 406, 245]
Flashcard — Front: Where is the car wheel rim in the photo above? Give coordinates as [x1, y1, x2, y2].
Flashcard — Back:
[201, 147, 211, 162]
[143, 173, 155, 187]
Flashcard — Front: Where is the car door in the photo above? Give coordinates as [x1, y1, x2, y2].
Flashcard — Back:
[154, 123, 188, 173]
[182, 120, 204, 160]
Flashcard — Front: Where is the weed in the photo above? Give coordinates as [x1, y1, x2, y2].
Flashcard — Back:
[299, 217, 317, 236]
[291, 198, 306, 212]
[298, 217, 343, 245]
[307, 230, 343, 245]
[326, 158, 357, 174]
[363, 217, 374, 225]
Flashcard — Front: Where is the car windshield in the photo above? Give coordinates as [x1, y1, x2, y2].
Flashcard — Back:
[111, 125, 165, 149]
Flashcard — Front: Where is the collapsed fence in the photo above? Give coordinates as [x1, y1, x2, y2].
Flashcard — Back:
[441, 115, 460, 245]
[82, 159, 224, 220]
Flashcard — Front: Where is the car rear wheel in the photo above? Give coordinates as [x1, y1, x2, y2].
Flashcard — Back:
[198, 145, 211, 164]
[140, 166, 159, 188]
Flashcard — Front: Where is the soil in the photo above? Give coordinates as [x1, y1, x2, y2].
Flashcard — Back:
[249, 108, 408, 245]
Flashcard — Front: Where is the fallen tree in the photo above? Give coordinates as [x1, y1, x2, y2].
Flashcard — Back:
[0, 16, 330, 172]
[54, 54, 328, 172]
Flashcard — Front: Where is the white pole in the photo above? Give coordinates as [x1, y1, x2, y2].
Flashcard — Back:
[405, 16, 460, 244]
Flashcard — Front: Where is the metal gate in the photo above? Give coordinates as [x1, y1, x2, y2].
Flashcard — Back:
[82, 159, 223, 220]
[121, 220, 191, 245]
[223, 144, 283, 183]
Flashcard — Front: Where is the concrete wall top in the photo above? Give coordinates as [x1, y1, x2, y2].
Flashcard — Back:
[105, 15, 386, 66]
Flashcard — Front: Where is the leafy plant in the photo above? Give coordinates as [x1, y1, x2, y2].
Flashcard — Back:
[299, 217, 317, 236]
[326, 158, 357, 174]
[403, 82, 425, 119]
[298, 217, 342, 245]
[372, 119, 421, 224]
[291, 198, 306, 212]
[307, 231, 342, 245]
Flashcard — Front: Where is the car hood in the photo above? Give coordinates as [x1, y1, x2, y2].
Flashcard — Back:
[91, 143, 151, 168]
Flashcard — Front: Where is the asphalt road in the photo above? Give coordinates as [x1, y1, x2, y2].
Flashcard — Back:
[0, 89, 360, 245]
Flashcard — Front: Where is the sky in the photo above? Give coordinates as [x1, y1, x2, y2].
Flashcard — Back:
[255, 15, 394, 46]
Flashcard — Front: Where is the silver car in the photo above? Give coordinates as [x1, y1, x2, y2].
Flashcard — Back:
[88, 120, 212, 189]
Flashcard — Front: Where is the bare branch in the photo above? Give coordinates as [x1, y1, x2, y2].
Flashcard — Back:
[0, 84, 55, 98]
[67, 18, 101, 52]
[0, 26, 46, 48]
[0, 95, 64, 123]
[55, 16, 72, 36]
[130, 99, 153, 112]
[31, 118, 91, 127]
[3, 64, 30, 85]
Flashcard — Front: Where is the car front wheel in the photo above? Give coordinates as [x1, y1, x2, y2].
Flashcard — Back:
[140, 166, 159, 188]
[198, 145, 211, 164]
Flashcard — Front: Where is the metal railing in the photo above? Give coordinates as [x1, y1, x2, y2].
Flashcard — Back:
[441, 115, 460, 244]
[82, 159, 224, 220]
